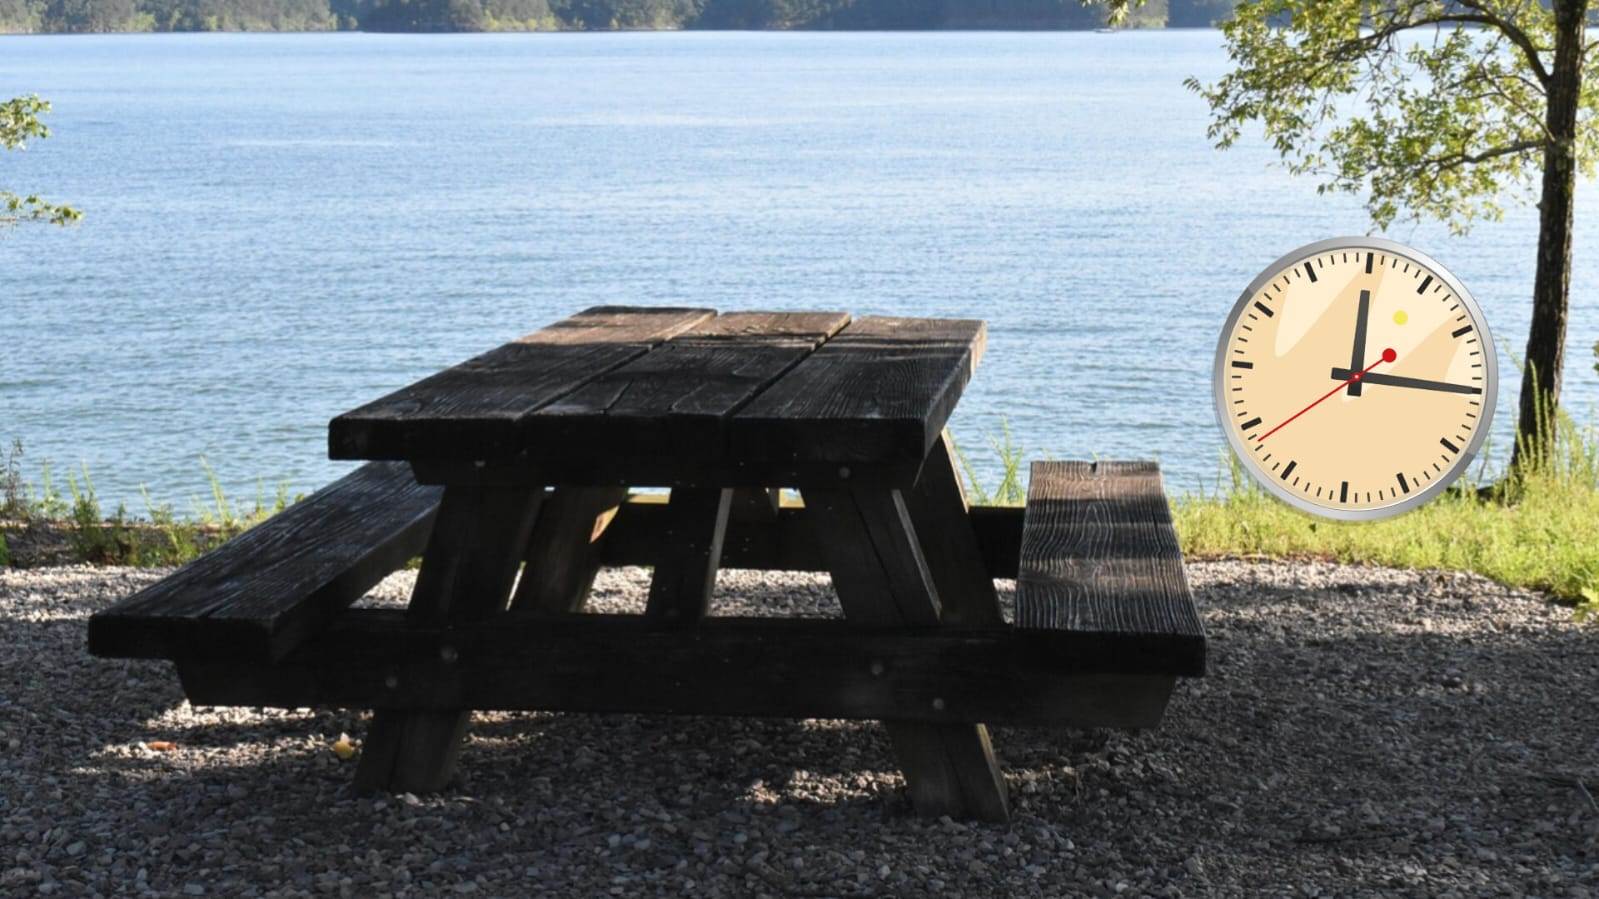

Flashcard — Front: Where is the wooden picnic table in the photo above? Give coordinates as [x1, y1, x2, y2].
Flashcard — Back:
[89, 307, 1205, 823]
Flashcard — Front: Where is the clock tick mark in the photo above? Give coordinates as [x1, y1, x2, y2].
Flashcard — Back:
[1339, 481, 1349, 503]
[1232, 361, 1253, 369]
[1441, 437, 1460, 453]
[1417, 275, 1433, 294]
[1280, 460, 1297, 481]
[1303, 262, 1318, 282]
[1253, 301, 1274, 317]
[1452, 325, 1474, 338]
[1240, 417, 1262, 431]
[1365, 252, 1374, 273]
[1397, 472, 1410, 495]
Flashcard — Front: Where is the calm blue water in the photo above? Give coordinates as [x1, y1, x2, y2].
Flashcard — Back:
[3, 32, 1597, 511]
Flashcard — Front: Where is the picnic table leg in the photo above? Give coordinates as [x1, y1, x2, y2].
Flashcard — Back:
[644, 487, 733, 624]
[903, 431, 1005, 627]
[801, 486, 1011, 823]
[728, 487, 782, 521]
[509, 486, 627, 614]
[354, 483, 544, 793]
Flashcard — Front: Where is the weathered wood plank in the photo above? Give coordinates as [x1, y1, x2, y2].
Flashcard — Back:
[175, 613, 1177, 727]
[527, 312, 849, 458]
[510, 486, 627, 614]
[87, 462, 439, 662]
[329, 306, 714, 461]
[734, 316, 985, 470]
[903, 432, 1004, 627]
[728, 487, 782, 521]
[353, 483, 543, 794]
[409, 454, 916, 489]
[597, 494, 1024, 578]
[1015, 461, 1206, 676]
[643, 488, 732, 624]
[801, 486, 1010, 822]
[801, 488, 943, 625]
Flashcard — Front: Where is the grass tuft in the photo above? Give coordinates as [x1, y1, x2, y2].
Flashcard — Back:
[953, 421, 1028, 506]
[0, 441, 296, 568]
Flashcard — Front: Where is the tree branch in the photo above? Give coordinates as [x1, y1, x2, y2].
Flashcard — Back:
[1417, 138, 1544, 173]
[1445, 0, 1552, 84]
[1334, 7, 1550, 87]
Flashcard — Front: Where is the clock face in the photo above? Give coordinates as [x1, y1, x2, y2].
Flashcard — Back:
[1213, 237, 1497, 520]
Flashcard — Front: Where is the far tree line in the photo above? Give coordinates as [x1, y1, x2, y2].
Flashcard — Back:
[0, 0, 1234, 32]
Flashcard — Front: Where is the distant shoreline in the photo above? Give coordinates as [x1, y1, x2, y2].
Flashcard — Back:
[0, 25, 1222, 36]
[0, 0, 1229, 36]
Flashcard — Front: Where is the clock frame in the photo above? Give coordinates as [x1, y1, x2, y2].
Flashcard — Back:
[1212, 236, 1498, 521]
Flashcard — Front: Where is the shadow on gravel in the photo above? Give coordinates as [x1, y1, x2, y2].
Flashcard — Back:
[5, 563, 1598, 896]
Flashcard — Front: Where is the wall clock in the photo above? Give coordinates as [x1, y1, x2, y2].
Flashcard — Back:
[1213, 236, 1497, 520]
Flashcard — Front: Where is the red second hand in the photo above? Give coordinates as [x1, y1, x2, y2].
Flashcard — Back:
[1258, 348, 1396, 442]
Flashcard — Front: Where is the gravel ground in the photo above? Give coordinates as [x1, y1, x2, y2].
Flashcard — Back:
[2, 561, 1597, 898]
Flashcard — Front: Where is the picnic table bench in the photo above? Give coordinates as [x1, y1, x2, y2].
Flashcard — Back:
[89, 307, 1205, 823]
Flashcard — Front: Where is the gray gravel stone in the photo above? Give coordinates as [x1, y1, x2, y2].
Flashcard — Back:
[2, 561, 1597, 896]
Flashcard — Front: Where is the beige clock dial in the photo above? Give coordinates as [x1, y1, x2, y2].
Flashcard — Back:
[1213, 237, 1497, 520]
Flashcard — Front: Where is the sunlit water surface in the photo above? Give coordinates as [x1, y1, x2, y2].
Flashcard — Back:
[3, 31, 1597, 510]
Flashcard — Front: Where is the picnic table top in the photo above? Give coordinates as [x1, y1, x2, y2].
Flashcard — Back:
[328, 307, 986, 486]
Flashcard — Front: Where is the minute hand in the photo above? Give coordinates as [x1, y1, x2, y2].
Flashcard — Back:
[1327, 368, 1482, 395]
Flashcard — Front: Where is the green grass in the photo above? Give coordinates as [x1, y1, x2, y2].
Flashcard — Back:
[1, 439, 295, 568]
[956, 409, 1599, 609]
[1174, 446, 1599, 604]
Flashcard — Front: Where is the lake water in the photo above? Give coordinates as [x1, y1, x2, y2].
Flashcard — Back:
[3, 31, 1598, 512]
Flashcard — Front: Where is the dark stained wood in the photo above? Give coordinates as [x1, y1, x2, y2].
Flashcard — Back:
[644, 488, 732, 624]
[329, 306, 713, 461]
[527, 312, 849, 461]
[88, 462, 439, 662]
[410, 454, 917, 489]
[902, 432, 1004, 627]
[968, 504, 1024, 581]
[354, 483, 544, 794]
[510, 486, 628, 614]
[801, 486, 1010, 822]
[1015, 461, 1206, 675]
[734, 316, 986, 471]
[597, 494, 1024, 578]
[175, 613, 1177, 728]
[727, 488, 782, 521]
[801, 488, 941, 624]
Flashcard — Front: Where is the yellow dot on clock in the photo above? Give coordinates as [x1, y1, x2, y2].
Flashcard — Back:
[1393, 310, 1409, 325]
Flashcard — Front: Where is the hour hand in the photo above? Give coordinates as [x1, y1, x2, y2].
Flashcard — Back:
[1346, 289, 1371, 397]
[1327, 368, 1483, 395]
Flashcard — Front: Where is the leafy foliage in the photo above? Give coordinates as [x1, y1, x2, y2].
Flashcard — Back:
[1184, 1, 1593, 234]
[1, 96, 79, 228]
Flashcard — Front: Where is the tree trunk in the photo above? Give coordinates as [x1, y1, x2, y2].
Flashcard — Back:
[1511, 0, 1587, 474]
